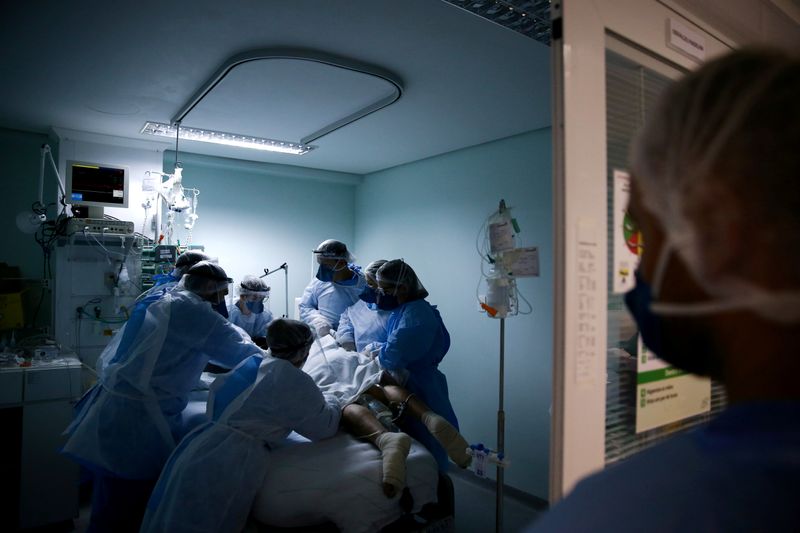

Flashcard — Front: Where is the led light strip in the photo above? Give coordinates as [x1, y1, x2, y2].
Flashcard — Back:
[140, 121, 315, 155]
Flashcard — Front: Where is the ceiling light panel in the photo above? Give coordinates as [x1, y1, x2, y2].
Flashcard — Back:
[170, 48, 402, 150]
[140, 121, 315, 155]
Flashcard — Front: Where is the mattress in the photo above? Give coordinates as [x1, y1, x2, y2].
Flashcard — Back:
[252, 430, 440, 533]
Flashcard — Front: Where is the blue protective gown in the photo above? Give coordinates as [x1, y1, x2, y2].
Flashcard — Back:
[299, 268, 365, 331]
[63, 289, 262, 480]
[375, 299, 457, 470]
[141, 353, 341, 533]
[527, 402, 800, 532]
[227, 301, 273, 339]
[95, 275, 181, 374]
[336, 300, 391, 352]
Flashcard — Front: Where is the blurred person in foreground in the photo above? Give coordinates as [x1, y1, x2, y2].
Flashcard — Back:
[529, 48, 800, 532]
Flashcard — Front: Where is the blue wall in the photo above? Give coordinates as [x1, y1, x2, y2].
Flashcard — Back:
[0, 128, 58, 277]
[161, 151, 361, 317]
[0, 128, 59, 330]
[354, 129, 552, 497]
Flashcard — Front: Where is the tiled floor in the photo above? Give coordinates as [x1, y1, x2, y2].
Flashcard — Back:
[451, 470, 545, 532]
[59, 474, 544, 532]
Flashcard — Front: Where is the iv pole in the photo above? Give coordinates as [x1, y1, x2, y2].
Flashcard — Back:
[497, 317, 505, 533]
[261, 263, 289, 318]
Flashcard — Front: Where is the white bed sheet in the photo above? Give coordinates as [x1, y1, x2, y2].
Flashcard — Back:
[252, 430, 439, 533]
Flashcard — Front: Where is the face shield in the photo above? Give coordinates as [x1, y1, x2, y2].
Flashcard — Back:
[311, 240, 355, 282]
[266, 318, 318, 368]
[182, 261, 233, 306]
[375, 259, 428, 310]
[238, 276, 270, 314]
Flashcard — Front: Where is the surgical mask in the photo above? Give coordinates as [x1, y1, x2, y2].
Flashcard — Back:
[213, 300, 229, 318]
[316, 264, 334, 282]
[245, 300, 264, 314]
[624, 242, 719, 376]
[376, 291, 400, 311]
[359, 286, 377, 304]
[624, 271, 664, 357]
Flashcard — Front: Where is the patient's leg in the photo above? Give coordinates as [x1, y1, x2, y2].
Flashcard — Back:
[342, 403, 411, 498]
[368, 383, 472, 468]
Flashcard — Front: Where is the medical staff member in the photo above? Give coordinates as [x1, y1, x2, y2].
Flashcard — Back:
[96, 250, 212, 375]
[299, 239, 365, 337]
[228, 275, 273, 341]
[149, 250, 210, 291]
[528, 48, 800, 532]
[63, 261, 263, 533]
[141, 319, 341, 533]
[369, 259, 458, 470]
[336, 259, 392, 351]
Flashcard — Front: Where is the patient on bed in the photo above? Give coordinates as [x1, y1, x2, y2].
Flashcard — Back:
[304, 334, 470, 498]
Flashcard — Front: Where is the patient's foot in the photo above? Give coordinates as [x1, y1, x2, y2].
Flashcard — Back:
[376, 432, 411, 498]
[421, 412, 472, 468]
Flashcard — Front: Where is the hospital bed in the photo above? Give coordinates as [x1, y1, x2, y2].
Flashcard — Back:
[189, 373, 455, 532]
[251, 430, 454, 532]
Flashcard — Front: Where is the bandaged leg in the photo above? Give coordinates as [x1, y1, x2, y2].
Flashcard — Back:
[421, 411, 471, 468]
[375, 432, 411, 497]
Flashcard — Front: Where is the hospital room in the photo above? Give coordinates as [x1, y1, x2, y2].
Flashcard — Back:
[3, 1, 799, 532]
[0, 1, 552, 531]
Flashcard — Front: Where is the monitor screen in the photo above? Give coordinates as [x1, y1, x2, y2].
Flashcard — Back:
[66, 160, 129, 209]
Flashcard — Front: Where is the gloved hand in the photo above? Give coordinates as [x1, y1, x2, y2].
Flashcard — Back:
[362, 342, 383, 360]
[315, 323, 331, 338]
[339, 340, 356, 352]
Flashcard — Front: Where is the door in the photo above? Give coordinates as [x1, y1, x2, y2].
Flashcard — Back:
[549, 0, 733, 502]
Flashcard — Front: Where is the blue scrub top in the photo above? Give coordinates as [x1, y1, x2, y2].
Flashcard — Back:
[298, 270, 365, 331]
[528, 402, 800, 532]
[228, 302, 273, 339]
[378, 299, 457, 469]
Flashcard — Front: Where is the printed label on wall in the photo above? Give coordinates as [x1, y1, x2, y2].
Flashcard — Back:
[575, 218, 599, 386]
[666, 18, 706, 63]
[635, 336, 711, 433]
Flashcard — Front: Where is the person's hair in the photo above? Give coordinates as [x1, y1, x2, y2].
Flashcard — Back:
[182, 261, 230, 298]
[364, 260, 387, 282]
[632, 47, 800, 298]
[266, 319, 314, 361]
[174, 250, 210, 277]
[377, 259, 429, 300]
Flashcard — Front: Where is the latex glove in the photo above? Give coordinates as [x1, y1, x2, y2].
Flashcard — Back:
[361, 342, 383, 360]
[315, 323, 331, 338]
[339, 340, 356, 352]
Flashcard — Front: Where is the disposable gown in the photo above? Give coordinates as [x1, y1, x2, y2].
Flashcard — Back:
[375, 299, 457, 470]
[95, 276, 180, 374]
[63, 290, 262, 480]
[336, 300, 391, 352]
[299, 270, 365, 331]
[141, 353, 341, 533]
[528, 403, 800, 532]
[228, 302, 273, 339]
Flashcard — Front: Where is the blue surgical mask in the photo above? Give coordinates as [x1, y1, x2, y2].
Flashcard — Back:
[213, 300, 229, 319]
[245, 300, 264, 314]
[624, 251, 719, 376]
[376, 292, 400, 311]
[624, 270, 663, 356]
[359, 286, 377, 304]
[316, 264, 334, 282]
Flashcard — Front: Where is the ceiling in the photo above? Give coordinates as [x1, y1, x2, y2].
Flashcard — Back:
[0, 1, 551, 175]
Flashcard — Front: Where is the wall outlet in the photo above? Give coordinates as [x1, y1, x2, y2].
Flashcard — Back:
[41, 278, 51, 289]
